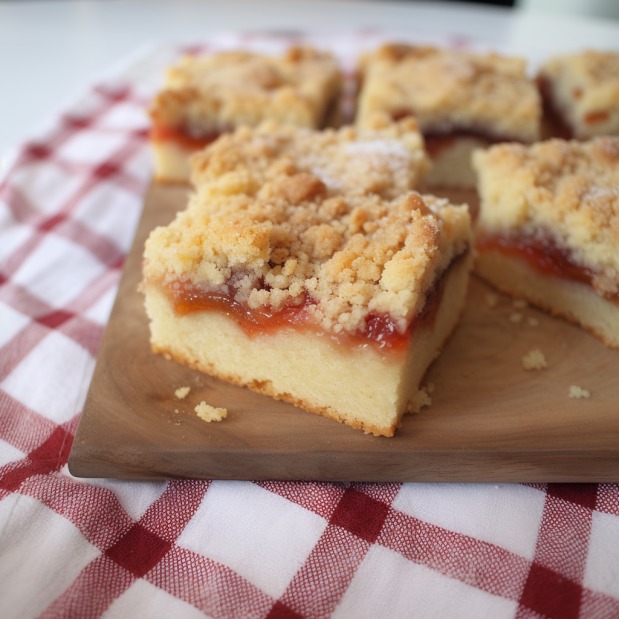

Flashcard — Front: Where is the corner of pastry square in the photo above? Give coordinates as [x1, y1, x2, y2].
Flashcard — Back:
[537, 49, 619, 139]
[474, 136, 619, 349]
[356, 43, 541, 189]
[141, 121, 473, 437]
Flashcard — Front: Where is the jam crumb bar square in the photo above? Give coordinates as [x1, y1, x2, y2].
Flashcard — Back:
[356, 44, 541, 188]
[537, 50, 619, 139]
[149, 47, 342, 183]
[474, 137, 619, 349]
[141, 120, 472, 437]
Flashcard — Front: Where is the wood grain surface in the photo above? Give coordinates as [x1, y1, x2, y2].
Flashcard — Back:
[68, 184, 619, 482]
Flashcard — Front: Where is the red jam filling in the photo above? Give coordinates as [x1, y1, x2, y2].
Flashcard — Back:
[388, 110, 522, 155]
[170, 285, 409, 353]
[150, 122, 222, 151]
[477, 233, 619, 302]
[166, 256, 460, 354]
[423, 128, 516, 155]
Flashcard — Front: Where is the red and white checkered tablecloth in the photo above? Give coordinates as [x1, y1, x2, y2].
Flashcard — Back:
[1, 32, 619, 619]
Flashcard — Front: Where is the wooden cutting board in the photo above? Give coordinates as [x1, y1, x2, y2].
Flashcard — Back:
[68, 184, 619, 482]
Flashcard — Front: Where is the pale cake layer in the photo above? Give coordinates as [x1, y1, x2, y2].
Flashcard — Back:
[476, 250, 619, 349]
[143, 251, 472, 436]
[356, 44, 541, 143]
[538, 50, 619, 139]
[424, 136, 486, 189]
[151, 140, 194, 184]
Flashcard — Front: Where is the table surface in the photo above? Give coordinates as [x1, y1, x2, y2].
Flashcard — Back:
[2, 0, 619, 155]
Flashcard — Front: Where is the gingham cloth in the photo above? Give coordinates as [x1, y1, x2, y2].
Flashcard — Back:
[1, 32, 619, 619]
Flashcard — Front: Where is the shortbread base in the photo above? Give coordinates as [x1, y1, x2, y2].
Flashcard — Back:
[152, 140, 195, 184]
[476, 249, 619, 349]
[424, 136, 486, 189]
[144, 253, 472, 436]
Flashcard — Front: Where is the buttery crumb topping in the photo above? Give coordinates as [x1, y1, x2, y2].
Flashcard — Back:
[538, 50, 619, 138]
[143, 122, 471, 336]
[195, 402, 228, 422]
[356, 44, 541, 142]
[150, 47, 342, 133]
[474, 137, 619, 298]
[568, 385, 591, 399]
[522, 348, 547, 371]
[174, 386, 191, 400]
[190, 116, 429, 199]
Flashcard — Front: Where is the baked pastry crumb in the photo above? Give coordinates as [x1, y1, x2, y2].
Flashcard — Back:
[418, 389, 432, 410]
[522, 348, 547, 370]
[568, 385, 591, 399]
[175, 386, 191, 399]
[485, 292, 499, 308]
[195, 401, 228, 422]
[509, 312, 523, 324]
[527, 317, 539, 327]
[512, 298, 528, 309]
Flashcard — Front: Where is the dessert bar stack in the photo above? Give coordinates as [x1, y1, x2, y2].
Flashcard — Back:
[142, 44, 619, 436]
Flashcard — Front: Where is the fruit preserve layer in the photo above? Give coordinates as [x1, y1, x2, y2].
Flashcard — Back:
[477, 233, 619, 304]
[150, 121, 226, 151]
[164, 253, 464, 355]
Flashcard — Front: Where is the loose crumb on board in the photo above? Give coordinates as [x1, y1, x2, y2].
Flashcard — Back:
[569, 385, 591, 399]
[522, 348, 547, 370]
[527, 317, 539, 327]
[485, 292, 499, 308]
[195, 401, 228, 423]
[509, 312, 523, 324]
[512, 298, 528, 310]
[175, 386, 191, 400]
[419, 388, 432, 409]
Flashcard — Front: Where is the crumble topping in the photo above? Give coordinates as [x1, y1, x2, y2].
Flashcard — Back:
[150, 47, 342, 133]
[195, 402, 228, 422]
[538, 50, 619, 138]
[356, 44, 540, 142]
[522, 349, 547, 370]
[474, 137, 619, 298]
[190, 116, 429, 199]
[143, 122, 470, 336]
[174, 386, 191, 399]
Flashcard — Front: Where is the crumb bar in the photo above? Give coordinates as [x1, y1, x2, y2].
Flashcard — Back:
[150, 47, 342, 182]
[356, 44, 541, 188]
[142, 121, 472, 436]
[474, 137, 619, 348]
[537, 50, 619, 139]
